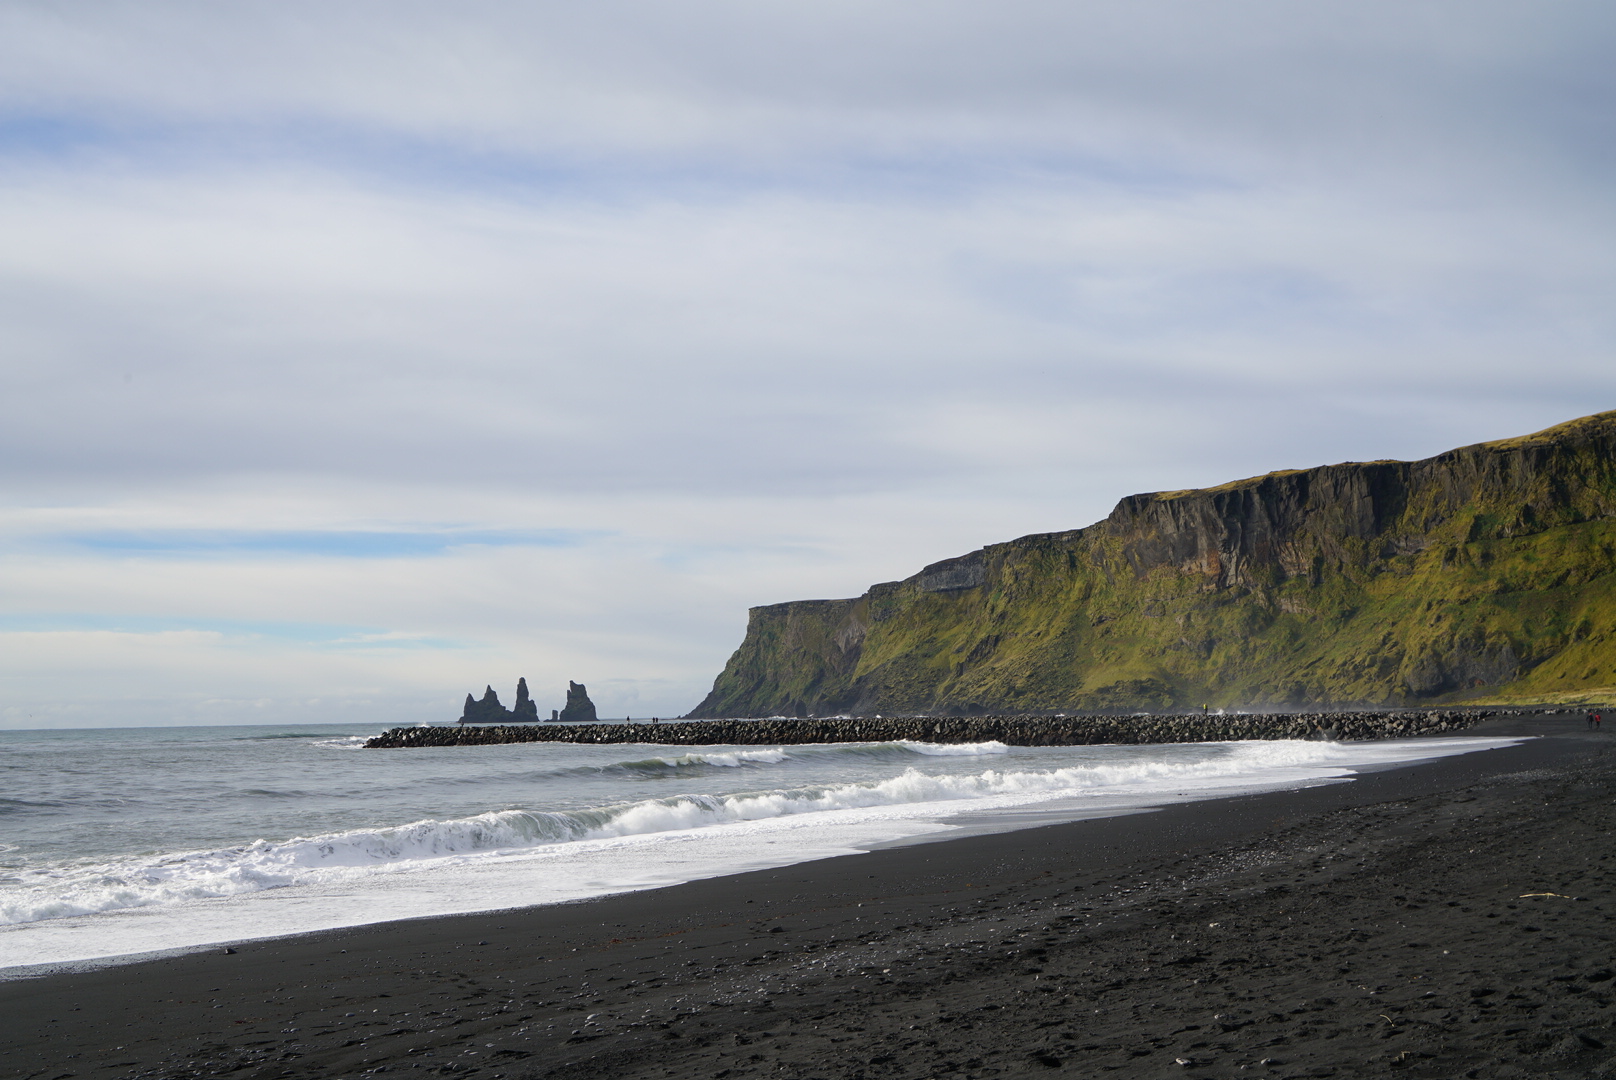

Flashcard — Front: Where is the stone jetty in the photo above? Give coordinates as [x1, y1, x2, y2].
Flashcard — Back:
[364, 709, 1503, 749]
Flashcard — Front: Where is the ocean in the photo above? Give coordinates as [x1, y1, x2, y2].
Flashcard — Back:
[0, 723, 1519, 974]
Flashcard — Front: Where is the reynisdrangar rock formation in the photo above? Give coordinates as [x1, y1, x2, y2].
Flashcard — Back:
[458, 678, 541, 723]
[459, 685, 511, 724]
[512, 677, 538, 722]
[557, 680, 597, 723]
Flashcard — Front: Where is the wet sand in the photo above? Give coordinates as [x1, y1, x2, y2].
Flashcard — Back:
[4, 714, 1614, 1080]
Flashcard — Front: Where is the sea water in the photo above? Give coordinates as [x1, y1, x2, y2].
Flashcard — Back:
[0, 723, 1520, 973]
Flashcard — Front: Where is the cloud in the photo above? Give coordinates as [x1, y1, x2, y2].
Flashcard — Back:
[3, 3, 1608, 170]
[49, 528, 593, 558]
[0, 1, 1611, 725]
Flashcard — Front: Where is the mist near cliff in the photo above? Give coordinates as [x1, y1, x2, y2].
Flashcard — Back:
[1, 2, 1613, 725]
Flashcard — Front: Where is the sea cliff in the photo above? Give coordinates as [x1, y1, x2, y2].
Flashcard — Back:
[688, 411, 1616, 717]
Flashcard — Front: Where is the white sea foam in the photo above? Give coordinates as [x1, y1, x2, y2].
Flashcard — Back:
[569, 740, 1006, 779]
[895, 740, 1010, 756]
[626, 741, 1006, 770]
[0, 736, 1514, 935]
[648, 748, 789, 769]
[0, 734, 1529, 972]
[310, 735, 369, 749]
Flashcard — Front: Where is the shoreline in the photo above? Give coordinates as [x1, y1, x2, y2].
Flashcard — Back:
[6, 712, 1614, 1079]
[0, 731, 1521, 979]
[364, 708, 1510, 749]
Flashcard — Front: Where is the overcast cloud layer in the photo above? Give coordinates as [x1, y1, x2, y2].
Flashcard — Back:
[2, 1, 1613, 727]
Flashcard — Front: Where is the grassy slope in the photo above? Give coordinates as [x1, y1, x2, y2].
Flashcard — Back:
[690, 411, 1616, 716]
[851, 517, 1616, 713]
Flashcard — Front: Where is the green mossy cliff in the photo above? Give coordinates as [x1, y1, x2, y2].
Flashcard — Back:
[688, 411, 1616, 717]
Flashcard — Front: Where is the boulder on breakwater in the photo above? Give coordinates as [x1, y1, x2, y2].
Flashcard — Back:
[364, 710, 1499, 749]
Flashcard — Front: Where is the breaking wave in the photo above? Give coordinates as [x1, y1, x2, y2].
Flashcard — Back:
[2, 739, 1363, 926]
[589, 740, 1008, 777]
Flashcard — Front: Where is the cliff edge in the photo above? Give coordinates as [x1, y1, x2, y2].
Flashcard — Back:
[688, 410, 1616, 717]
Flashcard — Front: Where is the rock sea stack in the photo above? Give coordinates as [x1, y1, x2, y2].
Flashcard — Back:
[512, 677, 538, 722]
[457, 679, 543, 724]
[458, 685, 512, 724]
[557, 680, 597, 723]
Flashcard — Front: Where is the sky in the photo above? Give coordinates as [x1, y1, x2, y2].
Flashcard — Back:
[2, 1, 1613, 728]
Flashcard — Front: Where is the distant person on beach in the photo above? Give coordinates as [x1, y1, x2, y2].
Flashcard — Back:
[1591, 712, 1599, 731]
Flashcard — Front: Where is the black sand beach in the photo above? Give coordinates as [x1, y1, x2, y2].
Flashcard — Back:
[5, 714, 1614, 1080]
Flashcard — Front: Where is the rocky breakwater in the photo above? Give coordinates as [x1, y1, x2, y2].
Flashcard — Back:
[364, 709, 1499, 749]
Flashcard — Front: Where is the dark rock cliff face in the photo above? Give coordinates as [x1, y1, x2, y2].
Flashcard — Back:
[459, 678, 541, 723]
[558, 680, 597, 724]
[460, 685, 511, 724]
[512, 677, 538, 722]
[687, 411, 1616, 718]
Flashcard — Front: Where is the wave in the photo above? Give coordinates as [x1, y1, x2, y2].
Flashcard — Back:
[310, 736, 370, 749]
[540, 740, 1011, 781]
[235, 732, 338, 741]
[0, 798, 66, 815]
[231, 732, 372, 748]
[902, 740, 1011, 757]
[0, 739, 1370, 926]
[604, 748, 790, 775]
[778, 739, 1010, 762]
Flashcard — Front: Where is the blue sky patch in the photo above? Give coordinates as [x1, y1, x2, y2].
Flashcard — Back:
[0, 612, 469, 649]
[51, 528, 597, 559]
